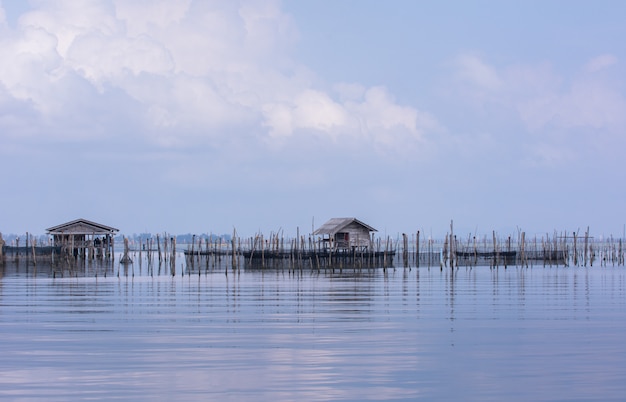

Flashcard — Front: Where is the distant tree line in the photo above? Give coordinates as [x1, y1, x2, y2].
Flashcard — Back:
[1, 233, 50, 246]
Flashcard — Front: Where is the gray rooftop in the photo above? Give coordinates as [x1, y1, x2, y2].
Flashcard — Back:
[313, 218, 377, 235]
[46, 218, 119, 235]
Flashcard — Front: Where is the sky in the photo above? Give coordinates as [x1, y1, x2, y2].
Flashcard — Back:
[0, 0, 625, 239]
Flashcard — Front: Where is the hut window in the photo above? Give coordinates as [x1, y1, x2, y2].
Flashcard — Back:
[335, 233, 349, 241]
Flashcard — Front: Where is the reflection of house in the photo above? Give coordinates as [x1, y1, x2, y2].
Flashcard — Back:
[46, 218, 118, 259]
[313, 218, 377, 251]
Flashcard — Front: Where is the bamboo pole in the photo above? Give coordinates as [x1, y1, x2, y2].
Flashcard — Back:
[492, 231, 497, 269]
[519, 231, 525, 268]
[573, 231, 578, 266]
[163, 233, 168, 263]
[171, 235, 177, 268]
[416, 231, 420, 267]
[584, 226, 589, 267]
[402, 233, 408, 268]
[473, 235, 477, 267]
[231, 228, 237, 270]
[449, 220, 454, 269]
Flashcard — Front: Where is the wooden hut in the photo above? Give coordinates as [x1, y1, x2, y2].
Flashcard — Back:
[313, 218, 377, 251]
[46, 218, 118, 259]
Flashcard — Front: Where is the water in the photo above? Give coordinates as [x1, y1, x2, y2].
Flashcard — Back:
[1, 258, 625, 401]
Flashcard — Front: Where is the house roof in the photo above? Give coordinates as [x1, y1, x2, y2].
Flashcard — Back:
[46, 218, 119, 235]
[313, 218, 377, 235]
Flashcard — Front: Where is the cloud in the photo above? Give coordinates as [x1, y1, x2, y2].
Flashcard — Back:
[19, 1, 122, 58]
[262, 89, 348, 139]
[450, 53, 626, 164]
[262, 85, 438, 158]
[0, 4, 6, 27]
[346, 87, 434, 148]
[0, 0, 434, 158]
[585, 54, 618, 72]
[454, 53, 626, 132]
[518, 79, 626, 133]
[114, 0, 192, 35]
[0, 25, 61, 106]
[455, 53, 503, 91]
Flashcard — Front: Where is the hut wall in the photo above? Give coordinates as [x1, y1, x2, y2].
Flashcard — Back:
[335, 222, 372, 249]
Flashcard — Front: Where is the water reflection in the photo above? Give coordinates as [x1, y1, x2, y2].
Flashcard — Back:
[0, 259, 625, 401]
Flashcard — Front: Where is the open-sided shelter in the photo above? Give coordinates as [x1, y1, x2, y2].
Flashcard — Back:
[46, 218, 118, 259]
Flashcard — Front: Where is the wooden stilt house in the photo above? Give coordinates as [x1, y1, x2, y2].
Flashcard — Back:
[46, 218, 118, 259]
[313, 218, 377, 251]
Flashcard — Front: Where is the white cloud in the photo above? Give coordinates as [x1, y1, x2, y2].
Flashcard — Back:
[518, 79, 626, 133]
[350, 87, 421, 131]
[19, 1, 122, 58]
[261, 85, 437, 156]
[262, 102, 293, 138]
[262, 89, 350, 139]
[66, 34, 174, 84]
[0, 0, 434, 156]
[585, 54, 618, 72]
[447, 53, 626, 166]
[333, 82, 366, 102]
[114, 0, 192, 35]
[292, 89, 348, 134]
[0, 27, 62, 116]
[453, 53, 626, 135]
[455, 53, 503, 91]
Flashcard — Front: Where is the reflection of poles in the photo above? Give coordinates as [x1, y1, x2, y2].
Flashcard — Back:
[503, 235, 511, 269]
[120, 237, 133, 264]
[442, 234, 448, 269]
[448, 265, 456, 342]
[231, 228, 237, 270]
[573, 231, 578, 266]
[402, 233, 408, 268]
[583, 226, 589, 266]
[31, 235, 37, 266]
[492, 231, 497, 269]
[163, 233, 169, 263]
[157, 233, 162, 262]
[416, 231, 420, 268]
[450, 220, 455, 270]
[519, 232, 528, 268]
[89, 232, 94, 260]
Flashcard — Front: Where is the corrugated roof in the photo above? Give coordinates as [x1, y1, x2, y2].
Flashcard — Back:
[46, 218, 119, 235]
[313, 218, 377, 235]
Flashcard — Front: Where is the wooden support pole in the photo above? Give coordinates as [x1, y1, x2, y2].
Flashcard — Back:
[415, 230, 420, 267]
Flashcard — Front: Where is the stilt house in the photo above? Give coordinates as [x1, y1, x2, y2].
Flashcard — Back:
[313, 218, 377, 251]
[46, 218, 118, 259]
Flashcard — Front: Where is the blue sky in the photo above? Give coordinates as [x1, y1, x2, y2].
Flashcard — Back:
[0, 0, 625, 239]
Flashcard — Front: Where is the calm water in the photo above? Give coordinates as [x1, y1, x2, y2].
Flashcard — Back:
[1, 257, 625, 401]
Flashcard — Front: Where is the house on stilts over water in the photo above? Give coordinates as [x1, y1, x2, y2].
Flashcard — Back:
[313, 217, 378, 251]
[236, 217, 394, 269]
[46, 218, 118, 259]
